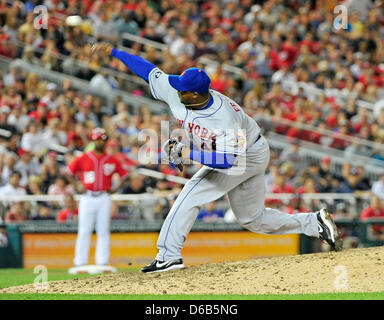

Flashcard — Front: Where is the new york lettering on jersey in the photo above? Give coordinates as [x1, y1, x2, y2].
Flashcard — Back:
[148, 68, 260, 155]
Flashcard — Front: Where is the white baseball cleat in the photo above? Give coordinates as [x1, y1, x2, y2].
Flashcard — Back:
[317, 208, 343, 252]
[68, 265, 117, 275]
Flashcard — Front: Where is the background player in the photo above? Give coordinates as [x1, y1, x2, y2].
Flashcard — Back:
[91, 43, 343, 273]
[67, 128, 129, 267]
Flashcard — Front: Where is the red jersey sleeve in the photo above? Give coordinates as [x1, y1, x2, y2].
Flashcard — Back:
[67, 154, 83, 175]
[113, 157, 129, 179]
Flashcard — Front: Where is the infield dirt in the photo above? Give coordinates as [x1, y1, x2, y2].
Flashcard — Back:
[2, 246, 384, 295]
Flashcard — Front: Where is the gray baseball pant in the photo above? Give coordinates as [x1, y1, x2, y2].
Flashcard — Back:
[156, 136, 319, 261]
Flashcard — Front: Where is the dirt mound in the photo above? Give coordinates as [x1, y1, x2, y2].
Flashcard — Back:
[2, 246, 384, 295]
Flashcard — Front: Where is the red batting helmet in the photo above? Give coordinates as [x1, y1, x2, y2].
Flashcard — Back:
[90, 128, 108, 141]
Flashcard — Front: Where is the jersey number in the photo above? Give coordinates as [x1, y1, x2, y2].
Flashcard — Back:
[84, 171, 95, 184]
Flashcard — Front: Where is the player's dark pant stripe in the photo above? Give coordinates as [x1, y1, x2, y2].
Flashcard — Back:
[161, 168, 214, 261]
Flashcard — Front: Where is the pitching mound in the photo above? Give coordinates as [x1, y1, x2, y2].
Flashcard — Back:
[2, 246, 384, 295]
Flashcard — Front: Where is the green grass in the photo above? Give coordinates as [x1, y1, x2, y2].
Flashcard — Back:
[0, 292, 383, 300]
[0, 268, 383, 300]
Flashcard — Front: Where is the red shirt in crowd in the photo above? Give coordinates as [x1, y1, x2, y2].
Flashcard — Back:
[285, 205, 310, 214]
[296, 186, 318, 194]
[67, 151, 128, 191]
[271, 184, 295, 194]
[57, 208, 78, 222]
[360, 206, 384, 233]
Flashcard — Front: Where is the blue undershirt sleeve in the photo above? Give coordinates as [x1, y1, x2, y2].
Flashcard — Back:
[110, 48, 156, 82]
[190, 150, 236, 169]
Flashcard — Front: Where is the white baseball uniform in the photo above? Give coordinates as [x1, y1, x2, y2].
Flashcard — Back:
[148, 68, 320, 261]
[67, 151, 128, 266]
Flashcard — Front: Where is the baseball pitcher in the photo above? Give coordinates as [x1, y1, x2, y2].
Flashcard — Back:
[92, 43, 343, 273]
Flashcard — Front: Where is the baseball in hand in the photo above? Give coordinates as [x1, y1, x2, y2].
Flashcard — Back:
[91, 43, 113, 56]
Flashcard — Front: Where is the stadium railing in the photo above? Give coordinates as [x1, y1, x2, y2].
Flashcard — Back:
[359, 218, 384, 246]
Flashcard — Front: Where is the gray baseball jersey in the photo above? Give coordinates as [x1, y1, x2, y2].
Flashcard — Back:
[148, 68, 261, 156]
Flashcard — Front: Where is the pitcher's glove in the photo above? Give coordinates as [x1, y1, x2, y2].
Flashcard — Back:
[163, 138, 185, 172]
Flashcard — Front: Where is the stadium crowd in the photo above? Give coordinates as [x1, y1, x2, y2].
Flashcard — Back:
[0, 0, 383, 240]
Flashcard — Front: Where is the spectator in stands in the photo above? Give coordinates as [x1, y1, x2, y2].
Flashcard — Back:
[48, 175, 75, 195]
[356, 165, 372, 190]
[89, 68, 115, 95]
[40, 151, 61, 192]
[116, 11, 140, 37]
[305, 160, 321, 184]
[27, 175, 43, 195]
[20, 121, 43, 156]
[67, 122, 88, 151]
[265, 159, 279, 193]
[372, 173, 384, 200]
[74, 100, 100, 125]
[40, 83, 59, 111]
[318, 156, 339, 192]
[0, 28, 16, 58]
[92, 11, 118, 43]
[0, 171, 26, 197]
[122, 172, 147, 194]
[3, 66, 18, 87]
[32, 202, 55, 221]
[0, 227, 8, 247]
[197, 201, 225, 222]
[278, 139, 302, 172]
[57, 194, 78, 223]
[270, 169, 295, 194]
[14, 149, 41, 187]
[297, 177, 318, 194]
[0, 152, 17, 186]
[339, 167, 370, 193]
[333, 202, 355, 219]
[22, 46, 40, 64]
[280, 161, 296, 187]
[5, 202, 27, 223]
[7, 103, 30, 133]
[360, 194, 384, 240]
[28, 100, 48, 125]
[42, 118, 67, 148]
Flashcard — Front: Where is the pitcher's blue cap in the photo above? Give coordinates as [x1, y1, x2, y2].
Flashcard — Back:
[168, 67, 211, 94]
